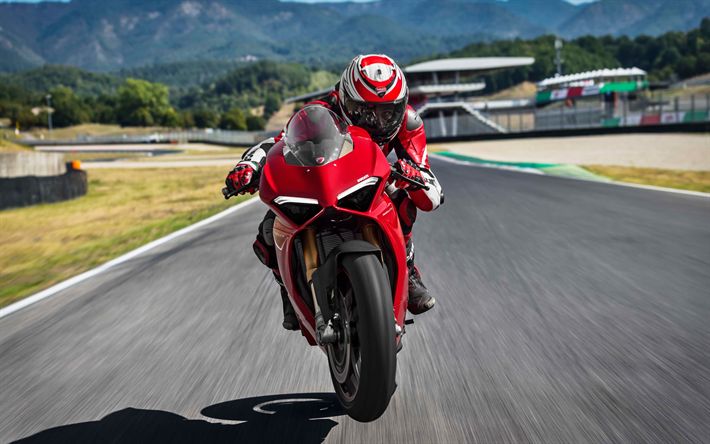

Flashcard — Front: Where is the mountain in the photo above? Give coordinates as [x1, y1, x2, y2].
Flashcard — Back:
[559, 0, 710, 37]
[0, 0, 707, 72]
[502, 0, 577, 28]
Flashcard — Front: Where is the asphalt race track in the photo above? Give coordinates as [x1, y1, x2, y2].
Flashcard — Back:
[2, 157, 709, 443]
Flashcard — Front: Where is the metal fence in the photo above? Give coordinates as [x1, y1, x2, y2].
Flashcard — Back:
[26, 129, 278, 147]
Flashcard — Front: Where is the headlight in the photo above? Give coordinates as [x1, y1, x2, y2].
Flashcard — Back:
[337, 177, 380, 212]
[274, 196, 321, 225]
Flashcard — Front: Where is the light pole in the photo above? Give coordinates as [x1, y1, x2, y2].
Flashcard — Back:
[45, 94, 53, 132]
[554, 38, 564, 77]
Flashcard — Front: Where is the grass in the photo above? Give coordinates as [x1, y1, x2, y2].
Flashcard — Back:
[0, 131, 30, 152]
[0, 166, 252, 307]
[585, 165, 710, 193]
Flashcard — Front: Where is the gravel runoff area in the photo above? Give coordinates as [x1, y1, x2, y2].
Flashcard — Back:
[431, 133, 710, 171]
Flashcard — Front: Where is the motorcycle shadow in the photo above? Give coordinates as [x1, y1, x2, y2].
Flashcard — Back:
[14, 393, 344, 444]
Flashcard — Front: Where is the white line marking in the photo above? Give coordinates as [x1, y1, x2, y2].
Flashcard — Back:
[0, 197, 261, 320]
[430, 153, 710, 199]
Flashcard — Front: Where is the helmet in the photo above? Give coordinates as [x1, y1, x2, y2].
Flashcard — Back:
[338, 54, 408, 144]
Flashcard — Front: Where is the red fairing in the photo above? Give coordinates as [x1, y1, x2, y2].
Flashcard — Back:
[259, 117, 409, 345]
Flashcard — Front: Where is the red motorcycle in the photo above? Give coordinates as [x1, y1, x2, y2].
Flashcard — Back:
[224, 105, 429, 422]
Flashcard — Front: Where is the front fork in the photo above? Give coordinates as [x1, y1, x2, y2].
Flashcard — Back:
[304, 225, 386, 346]
[303, 228, 338, 345]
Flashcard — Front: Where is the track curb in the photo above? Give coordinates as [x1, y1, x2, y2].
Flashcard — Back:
[430, 152, 710, 199]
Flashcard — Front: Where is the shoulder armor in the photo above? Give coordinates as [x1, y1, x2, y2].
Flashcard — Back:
[405, 107, 423, 131]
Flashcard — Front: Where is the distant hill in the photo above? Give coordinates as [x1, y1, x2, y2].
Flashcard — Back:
[0, 0, 707, 72]
[558, 0, 710, 37]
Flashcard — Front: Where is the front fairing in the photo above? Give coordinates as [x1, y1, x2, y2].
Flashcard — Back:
[259, 126, 391, 226]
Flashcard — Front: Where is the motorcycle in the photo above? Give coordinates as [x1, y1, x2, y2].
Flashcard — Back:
[223, 105, 429, 422]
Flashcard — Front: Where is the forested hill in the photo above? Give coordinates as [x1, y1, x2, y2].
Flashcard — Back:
[435, 18, 710, 93]
[1, 21, 708, 131]
[0, 0, 708, 72]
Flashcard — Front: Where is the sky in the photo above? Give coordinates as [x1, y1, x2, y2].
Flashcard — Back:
[0, 0, 600, 4]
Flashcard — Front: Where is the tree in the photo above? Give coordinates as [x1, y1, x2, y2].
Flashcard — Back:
[246, 115, 266, 131]
[116, 78, 176, 127]
[179, 110, 195, 128]
[264, 93, 282, 118]
[49, 86, 91, 127]
[193, 108, 219, 128]
[219, 108, 247, 130]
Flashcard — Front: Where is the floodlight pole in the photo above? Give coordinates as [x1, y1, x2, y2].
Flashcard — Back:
[46, 94, 53, 132]
[554, 38, 563, 76]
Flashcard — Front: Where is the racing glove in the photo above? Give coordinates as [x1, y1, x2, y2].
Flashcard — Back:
[226, 163, 259, 195]
[393, 159, 424, 190]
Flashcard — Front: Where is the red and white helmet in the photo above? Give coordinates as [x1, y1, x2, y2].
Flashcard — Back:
[339, 54, 408, 143]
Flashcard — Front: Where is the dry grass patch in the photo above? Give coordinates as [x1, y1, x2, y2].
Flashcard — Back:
[0, 132, 30, 152]
[585, 165, 710, 193]
[0, 166, 251, 307]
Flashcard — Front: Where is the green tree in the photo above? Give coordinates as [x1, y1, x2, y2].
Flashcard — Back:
[246, 115, 266, 131]
[264, 93, 282, 118]
[49, 86, 91, 127]
[116, 78, 176, 127]
[219, 108, 247, 130]
[193, 108, 219, 128]
[179, 110, 195, 128]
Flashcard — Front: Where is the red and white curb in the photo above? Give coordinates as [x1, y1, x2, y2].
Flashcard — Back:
[430, 153, 710, 199]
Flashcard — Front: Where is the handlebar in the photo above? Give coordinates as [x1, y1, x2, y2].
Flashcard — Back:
[221, 183, 250, 200]
[390, 166, 430, 191]
[224, 167, 429, 199]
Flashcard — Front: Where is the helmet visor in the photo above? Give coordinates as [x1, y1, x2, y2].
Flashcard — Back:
[342, 95, 407, 143]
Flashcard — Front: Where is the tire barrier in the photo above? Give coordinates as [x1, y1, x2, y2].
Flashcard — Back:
[0, 166, 87, 210]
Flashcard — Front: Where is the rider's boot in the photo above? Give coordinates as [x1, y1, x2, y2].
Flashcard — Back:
[405, 238, 436, 315]
[279, 281, 299, 331]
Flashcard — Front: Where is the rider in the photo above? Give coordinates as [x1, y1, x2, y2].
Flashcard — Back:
[226, 54, 444, 330]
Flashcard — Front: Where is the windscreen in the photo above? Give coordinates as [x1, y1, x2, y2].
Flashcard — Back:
[283, 105, 351, 167]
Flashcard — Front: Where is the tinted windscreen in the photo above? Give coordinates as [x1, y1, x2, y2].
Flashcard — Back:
[283, 105, 350, 167]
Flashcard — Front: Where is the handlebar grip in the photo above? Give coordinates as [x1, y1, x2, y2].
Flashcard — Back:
[222, 184, 250, 200]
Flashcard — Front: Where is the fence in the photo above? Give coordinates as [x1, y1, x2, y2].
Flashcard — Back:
[27, 129, 277, 148]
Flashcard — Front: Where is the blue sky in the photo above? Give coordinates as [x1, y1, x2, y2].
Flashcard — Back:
[0, 0, 599, 4]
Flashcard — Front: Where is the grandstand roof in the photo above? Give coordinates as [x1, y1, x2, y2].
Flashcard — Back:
[404, 57, 535, 74]
[538, 67, 647, 88]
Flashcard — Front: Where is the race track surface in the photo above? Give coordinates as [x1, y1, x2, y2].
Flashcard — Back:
[2, 158, 709, 443]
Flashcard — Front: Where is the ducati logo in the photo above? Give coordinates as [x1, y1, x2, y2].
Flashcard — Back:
[315, 156, 325, 165]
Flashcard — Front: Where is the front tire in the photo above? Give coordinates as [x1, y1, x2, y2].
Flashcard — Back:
[327, 253, 396, 422]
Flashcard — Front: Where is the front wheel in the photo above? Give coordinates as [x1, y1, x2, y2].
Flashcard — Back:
[327, 253, 396, 422]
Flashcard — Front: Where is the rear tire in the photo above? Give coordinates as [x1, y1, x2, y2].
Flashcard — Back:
[327, 254, 396, 422]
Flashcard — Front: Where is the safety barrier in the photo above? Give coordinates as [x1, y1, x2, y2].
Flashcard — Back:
[0, 153, 87, 210]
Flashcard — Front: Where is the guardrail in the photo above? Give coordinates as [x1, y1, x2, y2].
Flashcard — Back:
[24, 129, 280, 148]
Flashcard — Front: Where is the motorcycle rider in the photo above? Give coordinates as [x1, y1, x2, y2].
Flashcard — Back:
[226, 54, 443, 330]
